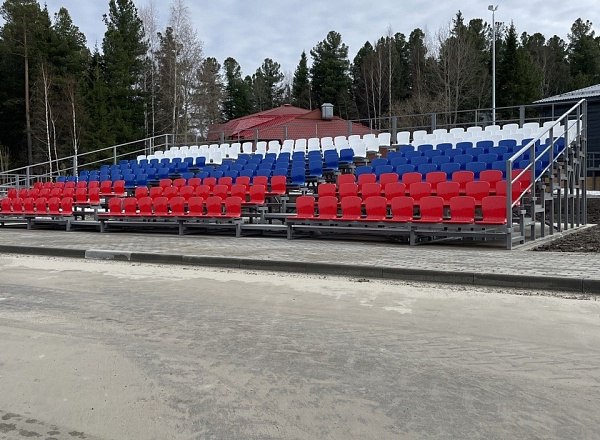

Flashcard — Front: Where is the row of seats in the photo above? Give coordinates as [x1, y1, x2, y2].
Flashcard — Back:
[6, 187, 101, 205]
[0, 196, 74, 216]
[320, 180, 521, 206]
[133, 184, 268, 205]
[292, 195, 506, 225]
[100, 196, 242, 218]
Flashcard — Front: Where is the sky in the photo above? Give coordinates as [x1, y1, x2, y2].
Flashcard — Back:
[38, 0, 600, 75]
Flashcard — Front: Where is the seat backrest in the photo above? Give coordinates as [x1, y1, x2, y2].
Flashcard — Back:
[138, 196, 154, 216]
[295, 195, 315, 218]
[384, 182, 406, 200]
[418, 196, 444, 222]
[74, 187, 87, 203]
[337, 174, 355, 186]
[465, 181, 491, 202]
[212, 184, 228, 200]
[365, 196, 387, 220]
[123, 197, 138, 215]
[135, 186, 149, 199]
[318, 183, 337, 198]
[230, 184, 247, 200]
[436, 181, 461, 202]
[357, 173, 377, 189]
[317, 196, 338, 219]
[480, 196, 507, 223]
[60, 197, 74, 215]
[402, 172, 422, 187]
[113, 180, 126, 194]
[225, 196, 242, 217]
[390, 196, 414, 221]
[107, 197, 122, 214]
[341, 196, 362, 219]
[448, 196, 475, 222]
[187, 196, 204, 215]
[480, 170, 503, 187]
[88, 187, 101, 204]
[361, 183, 382, 200]
[409, 182, 432, 201]
[425, 171, 447, 191]
[269, 175, 287, 194]
[249, 185, 266, 204]
[253, 175, 268, 187]
[379, 172, 399, 188]
[218, 176, 233, 189]
[162, 186, 179, 200]
[338, 183, 358, 199]
[205, 196, 223, 216]
[47, 197, 60, 214]
[452, 170, 475, 191]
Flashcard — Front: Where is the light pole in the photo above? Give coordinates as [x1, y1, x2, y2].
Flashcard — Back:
[489, 5, 498, 125]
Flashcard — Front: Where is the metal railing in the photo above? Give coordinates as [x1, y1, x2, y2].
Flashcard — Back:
[504, 99, 587, 247]
[0, 134, 173, 191]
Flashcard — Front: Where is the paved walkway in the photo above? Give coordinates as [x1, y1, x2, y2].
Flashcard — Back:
[0, 228, 598, 293]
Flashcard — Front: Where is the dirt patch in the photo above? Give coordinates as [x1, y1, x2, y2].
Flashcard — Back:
[534, 198, 600, 252]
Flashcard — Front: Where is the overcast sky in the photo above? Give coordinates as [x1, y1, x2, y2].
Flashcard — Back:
[39, 0, 600, 75]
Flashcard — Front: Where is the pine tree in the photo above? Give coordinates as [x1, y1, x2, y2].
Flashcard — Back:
[310, 31, 353, 117]
[568, 18, 600, 89]
[292, 51, 311, 109]
[222, 57, 252, 120]
[102, 0, 148, 144]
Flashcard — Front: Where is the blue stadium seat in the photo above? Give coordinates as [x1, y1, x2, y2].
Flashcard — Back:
[395, 164, 416, 176]
[465, 161, 487, 177]
[417, 163, 438, 175]
[371, 158, 389, 168]
[390, 157, 408, 167]
[431, 155, 449, 167]
[410, 156, 429, 166]
[435, 143, 453, 153]
[440, 162, 461, 176]
[374, 165, 394, 178]
[355, 165, 373, 177]
[416, 144, 434, 153]
[404, 150, 422, 160]
[478, 153, 498, 165]
[453, 154, 474, 169]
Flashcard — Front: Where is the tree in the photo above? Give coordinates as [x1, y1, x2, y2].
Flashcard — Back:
[292, 51, 311, 109]
[568, 18, 600, 89]
[310, 31, 353, 117]
[222, 57, 252, 120]
[102, 0, 148, 144]
[195, 57, 223, 138]
[252, 57, 284, 111]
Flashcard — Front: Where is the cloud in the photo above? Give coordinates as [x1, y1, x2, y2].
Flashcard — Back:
[40, 0, 600, 74]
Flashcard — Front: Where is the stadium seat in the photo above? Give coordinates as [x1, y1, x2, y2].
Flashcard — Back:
[246, 185, 266, 205]
[357, 173, 377, 190]
[163, 186, 179, 200]
[295, 195, 316, 219]
[452, 171, 475, 194]
[187, 197, 204, 216]
[339, 183, 359, 199]
[194, 185, 211, 200]
[379, 172, 399, 188]
[123, 197, 138, 217]
[384, 182, 406, 202]
[206, 196, 224, 217]
[436, 181, 460, 205]
[413, 196, 444, 223]
[364, 196, 387, 221]
[477, 196, 507, 225]
[388, 197, 414, 222]
[138, 196, 153, 216]
[445, 196, 476, 224]
[224, 197, 243, 218]
[318, 183, 337, 198]
[480, 170, 503, 190]
[402, 172, 422, 188]
[340, 196, 362, 221]
[361, 183, 382, 201]
[169, 196, 185, 216]
[337, 174, 356, 186]
[269, 176, 287, 196]
[60, 197, 74, 216]
[152, 196, 169, 216]
[465, 181, 491, 205]
[409, 182, 432, 202]
[317, 196, 339, 220]
[425, 171, 447, 193]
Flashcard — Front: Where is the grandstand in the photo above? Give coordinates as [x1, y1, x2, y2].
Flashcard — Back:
[0, 100, 587, 249]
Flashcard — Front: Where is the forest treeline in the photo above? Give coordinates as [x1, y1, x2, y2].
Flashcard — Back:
[0, 0, 599, 171]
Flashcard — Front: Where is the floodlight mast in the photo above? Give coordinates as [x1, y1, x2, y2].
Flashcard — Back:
[489, 5, 498, 125]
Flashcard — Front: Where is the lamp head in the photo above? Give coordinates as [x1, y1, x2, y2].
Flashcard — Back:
[488, 5, 498, 11]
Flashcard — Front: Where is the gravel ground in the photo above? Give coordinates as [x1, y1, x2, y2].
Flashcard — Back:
[534, 198, 600, 252]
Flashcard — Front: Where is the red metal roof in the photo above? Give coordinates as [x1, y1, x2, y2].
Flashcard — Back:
[208, 105, 376, 142]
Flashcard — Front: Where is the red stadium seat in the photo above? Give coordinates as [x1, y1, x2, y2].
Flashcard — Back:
[152, 196, 169, 216]
[384, 182, 406, 202]
[63, 187, 75, 198]
[88, 187, 101, 205]
[35, 197, 48, 215]
[512, 169, 532, 191]
[235, 176, 251, 190]
[33, 182, 43, 190]
[357, 173, 376, 190]
[0, 198, 12, 213]
[212, 185, 229, 201]
[203, 177, 217, 189]
[402, 172, 422, 188]
[179, 186, 194, 201]
[187, 197, 204, 216]
[224, 196, 242, 218]
[253, 176, 268, 187]
[361, 183, 381, 201]
[247, 185, 266, 205]
[425, 171, 447, 193]
[379, 172, 399, 188]
[436, 181, 460, 205]
[465, 181, 490, 205]
[113, 180, 126, 196]
[74, 187, 87, 204]
[495, 180, 522, 202]
[452, 171, 474, 194]
[100, 180, 113, 196]
[413, 196, 444, 223]
[159, 178, 172, 189]
[135, 186, 149, 199]
[75, 181, 87, 189]
[337, 174, 356, 186]
[12, 197, 24, 213]
[338, 183, 358, 199]
[88, 181, 100, 189]
[47, 197, 61, 215]
[138, 196, 153, 216]
[7, 188, 18, 199]
[54, 182, 65, 190]
[269, 176, 287, 195]
[294, 196, 316, 219]
[39, 188, 51, 198]
[218, 176, 233, 189]
[340, 196, 362, 220]
[388, 196, 413, 222]
[162, 186, 179, 200]
[317, 196, 338, 220]
[173, 178, 186, 188]
[480, 170, 503, 191]
[17, 188, 28, 199]
[194, 185, 211, 200]
[318, 183, 337, 198]
[230, 184, 247, 201]
[50, 187, 62, 198]
[123, 197, 138, 216]
[205, 196, 224, 216]
[60, 197, 74, 216]
[365, 196, 388, 221]
[169, 196, 185, 216]
[187, 177, 202, 188]
[106, 197, 122, 216]
[409, 182, 432, 202]
[445, 196, 476, 224]
[477, 196, 507, 225]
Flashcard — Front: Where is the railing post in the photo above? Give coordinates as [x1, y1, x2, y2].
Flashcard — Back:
[73, 154, 78, 178]
[347, 120, 352, 137]
[113, 144, 117, 165]
[506, 159, 513, 249]
[549, 126, 555, 234]
[391, 116, 398, 144]
[219, 131, 224, 144]
[431, 113, 437, 131]
[284, 126, 288, 140]
[519, 105, 525, 127]
[26, 166, 31, 188]
[583, 100, 588, 225]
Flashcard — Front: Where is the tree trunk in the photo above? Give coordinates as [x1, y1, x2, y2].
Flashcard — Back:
[24, 18, 33, 166]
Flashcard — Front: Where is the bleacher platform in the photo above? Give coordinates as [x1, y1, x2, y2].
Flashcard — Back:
[0, 118, 584, 249]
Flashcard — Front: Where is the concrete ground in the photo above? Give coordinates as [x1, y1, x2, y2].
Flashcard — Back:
[0, 254, 599, 439]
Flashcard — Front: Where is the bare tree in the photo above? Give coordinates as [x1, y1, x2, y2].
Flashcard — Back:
[140, 0, 159, 140]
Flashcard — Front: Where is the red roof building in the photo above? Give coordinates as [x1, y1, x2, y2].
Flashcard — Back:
[208, 104, 375, 142]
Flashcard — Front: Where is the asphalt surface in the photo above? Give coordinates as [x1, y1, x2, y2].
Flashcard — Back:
[0, 228, 600, 293]
[0, 254, 599, 439]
